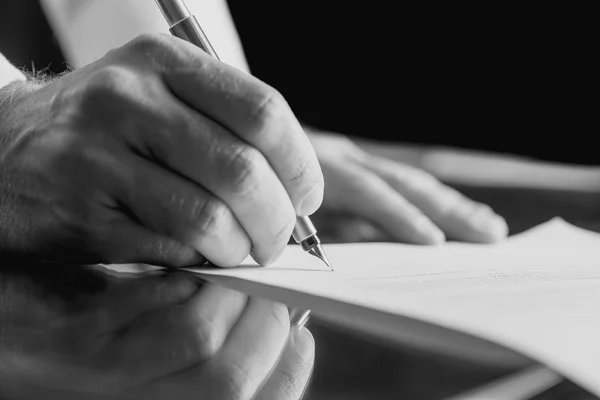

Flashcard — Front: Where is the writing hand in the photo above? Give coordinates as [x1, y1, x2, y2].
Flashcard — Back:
[0, 261, 314, 399]
[0, 33, 323, 267]
[309, 131, 508, 244]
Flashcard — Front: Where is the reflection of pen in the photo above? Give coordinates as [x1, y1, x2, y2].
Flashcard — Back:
[154, 0, 333, 327]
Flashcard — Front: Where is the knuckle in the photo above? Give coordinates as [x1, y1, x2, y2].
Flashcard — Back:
[160, 240, 199, 266]
[223, 145, 265, 194]
[90, 66, 130, 93]
[220, 364, 253, 400]
[272, 213, 296, 247]
[55, 206, 107, 254]
[461, 201, 492, 219]
[92, 65, 131, 85]
[284, 157, 311, 187]
[187, 197, 227, 238]
[48, 128, 85, 156]
[291, 161, 324, 197]
[436, 186, 465, 213]
[267, 301, 290, 335]
[272, 369, 304, 399]
[249, 88, 288, 130]
[127, 33, 173, 55]
[474, 202, 494, 214]
[392, 170, 436, 194]
[37, 129, 93, 176]
[125, 33, 185, 69]
[404, 168, 438, 190]
[74, 66, 133, 111]
[189, 315, 222, 360]
[139, 238, 190, 265]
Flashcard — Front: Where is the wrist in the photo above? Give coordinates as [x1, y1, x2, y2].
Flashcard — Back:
[0, 78, 44, 103]
[0, 80, 49, 147]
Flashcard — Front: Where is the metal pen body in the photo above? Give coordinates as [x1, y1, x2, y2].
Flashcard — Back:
[169, 14, 219, 59]
[291, 216, 318, 248]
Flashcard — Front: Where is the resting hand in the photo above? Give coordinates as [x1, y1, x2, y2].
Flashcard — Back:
[0, 33, 323, 268]
[308, 130, 508, 244]
[0, 262, 314, 400]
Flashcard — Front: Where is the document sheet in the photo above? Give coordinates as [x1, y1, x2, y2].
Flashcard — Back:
[182, 219, 600, 396]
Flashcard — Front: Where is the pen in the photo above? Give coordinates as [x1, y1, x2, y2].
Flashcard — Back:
[154, 0, 333, 327]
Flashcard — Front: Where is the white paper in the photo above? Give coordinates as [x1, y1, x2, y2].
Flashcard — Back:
[182, 218, 600, 396]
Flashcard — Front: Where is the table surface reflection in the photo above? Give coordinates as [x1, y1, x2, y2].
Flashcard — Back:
[2, 184, 600, 400]
[305, 185, 600, 400]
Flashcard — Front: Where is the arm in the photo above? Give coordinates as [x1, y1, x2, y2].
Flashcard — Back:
[3, 35, 312, 400]
[39, 0, 508, 244]
[1, 32, 323, 266]
[39, 0, 250, 72]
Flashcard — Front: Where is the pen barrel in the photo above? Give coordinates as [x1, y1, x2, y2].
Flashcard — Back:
[155, 0, 191, 26]
[169, 16, 220, 59]
[292, 216, 318, 244]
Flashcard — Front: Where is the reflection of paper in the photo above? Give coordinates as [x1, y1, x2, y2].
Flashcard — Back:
[185, 218, 600, 396]
[446, 366, 562, 400]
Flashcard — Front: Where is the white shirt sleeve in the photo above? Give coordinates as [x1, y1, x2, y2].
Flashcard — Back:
[0, 52, 26, 89]
[39, 0, 250, 73]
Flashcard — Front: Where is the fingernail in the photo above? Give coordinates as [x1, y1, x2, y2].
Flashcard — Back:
[291, 326, 315, 362]
[414, 217, 445, 244]
[298, 182, 324, 216]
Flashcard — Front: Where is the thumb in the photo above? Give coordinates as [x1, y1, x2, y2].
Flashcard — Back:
[256, 326, 315, 400]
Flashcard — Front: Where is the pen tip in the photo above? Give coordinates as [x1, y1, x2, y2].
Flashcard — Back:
[307, 245, 334, 271]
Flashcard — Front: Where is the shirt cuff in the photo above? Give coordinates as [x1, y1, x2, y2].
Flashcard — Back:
[0, 53, 26, 89]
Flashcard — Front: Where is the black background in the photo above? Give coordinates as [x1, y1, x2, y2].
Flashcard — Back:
[1, 1, 595, 164]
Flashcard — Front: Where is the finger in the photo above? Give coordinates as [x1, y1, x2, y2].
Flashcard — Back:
[45, 128, 210, 268]
[158, 37, 323, 216]
[201, 298, 290, 400]
[112, 283, 248, 384]
[337, 166, 445, 244]
[20, 268, 204, 361]
[310, 212, 390, 243]
[256, 326, 315, 400]
[157, 297, 290, 400]
[115, 152, 252, 267]
[367, 158, 508, 242]
[94, 269, 202, 329]
[98, 218, 206, 267]
[123, 98, 295, 265]
[83, 38, 296, 266]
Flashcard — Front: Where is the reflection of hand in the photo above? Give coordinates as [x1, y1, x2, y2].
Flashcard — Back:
[0, 262, 314, 399]
[0, 33, 323, 268]
[309, 131, 508, 244]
